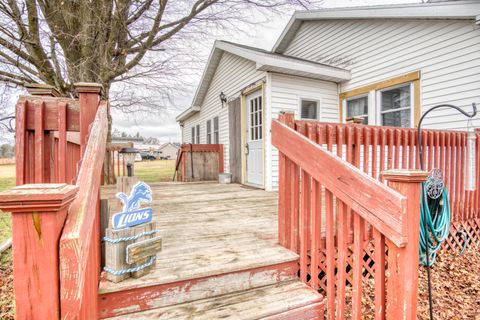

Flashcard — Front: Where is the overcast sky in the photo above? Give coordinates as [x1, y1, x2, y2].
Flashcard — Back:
[0, 0, 422, 145]
[112, 0, 422, 143]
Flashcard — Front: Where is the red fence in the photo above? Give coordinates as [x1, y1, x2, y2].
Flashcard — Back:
[273, 113, 427, 319]
[175, 144, 224, 182]
[291, 117, 480, 251]
[0, 84, 107, 319]
[105, 142, 133, 183]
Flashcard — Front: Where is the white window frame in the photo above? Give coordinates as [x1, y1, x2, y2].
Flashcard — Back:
[344, 94, 369, 124]
[376, 82, 414, 128]
[298, 97, 321, 120]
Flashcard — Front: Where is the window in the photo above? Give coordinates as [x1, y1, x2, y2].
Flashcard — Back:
[339, 71, 420, 128]
[191, 127, 195, 144]
[379, 85, 411, 128]
[346, 96, 368, 124]
[213, 117, 219, 144]
[196, 124, 200, 144]
[300, 99, 319, 120]
[249, 95, 263, 140]
[206, 120, 212, 144]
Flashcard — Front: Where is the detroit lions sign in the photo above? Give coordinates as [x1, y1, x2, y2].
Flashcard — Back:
[112, 182, 153, 229]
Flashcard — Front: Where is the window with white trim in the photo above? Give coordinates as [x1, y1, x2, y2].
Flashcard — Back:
[379, 84, 412, 128]
[300, 99, 319, 120]
[346, 96, 369, 124]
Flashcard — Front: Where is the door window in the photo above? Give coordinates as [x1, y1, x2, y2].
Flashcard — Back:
[249, 95, 262, 141]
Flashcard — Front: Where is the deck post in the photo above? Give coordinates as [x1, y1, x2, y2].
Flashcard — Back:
[0, 184, 78, 320]
[75, 82, 102, 156]
[381, 169, 428, 320]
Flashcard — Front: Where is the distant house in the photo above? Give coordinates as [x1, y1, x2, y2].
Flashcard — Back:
[157, 143, 180, 160]
[176, 1, 480, 191]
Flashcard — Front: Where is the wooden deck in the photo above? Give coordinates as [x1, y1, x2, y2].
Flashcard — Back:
[98, 182, 322, 319]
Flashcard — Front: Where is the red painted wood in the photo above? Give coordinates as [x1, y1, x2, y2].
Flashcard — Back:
[60, 101, 107, 319]
[264, 301, 325, 320]
[34, 100, 45, 183]
[278, 151, 286, 247]
[272, 120, 407, 247]
[383, 171, 427, 320]
[58, 102, 67, 183]
[291, 161, 300, 254]
[300, 169, 310, 283]
[373, 228, 386, 320]
[0, 184, 78, 320]
[98, 261, 299, 318]
[310, 178, 320, 290]
[351, 213, 365, 320]
[15, 101, 27, 185]
[336, 200, 348, 320]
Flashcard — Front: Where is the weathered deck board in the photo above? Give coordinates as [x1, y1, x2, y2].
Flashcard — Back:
[106, 281, 323, 320]
[99, 182, 296, 294]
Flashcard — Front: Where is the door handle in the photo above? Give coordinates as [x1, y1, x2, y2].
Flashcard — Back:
[245, 143, 249, 155]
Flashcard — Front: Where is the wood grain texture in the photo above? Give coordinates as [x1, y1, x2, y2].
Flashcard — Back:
[60, 100, 108, 319]
[272, 119, 407, 247]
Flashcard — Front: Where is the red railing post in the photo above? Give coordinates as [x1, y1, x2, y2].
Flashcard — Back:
[75, 83, 102, 156]
[0, 184, 78, 320]
[382, 169, 428, 320]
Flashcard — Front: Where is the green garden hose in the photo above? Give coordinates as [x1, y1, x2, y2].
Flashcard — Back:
[419, 183, 450, 267]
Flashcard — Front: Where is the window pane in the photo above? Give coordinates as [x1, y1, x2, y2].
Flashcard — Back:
[382, 109, 411, 127]
[191, 127, 195, 143]
[301, 100, 318, 119]
[381, 85, 410, 111]
[346, 96, 368, 124]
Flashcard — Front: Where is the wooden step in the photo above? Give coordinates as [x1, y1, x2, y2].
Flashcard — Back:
[104, 281, 324, 319]
[98, 258, 299, 318]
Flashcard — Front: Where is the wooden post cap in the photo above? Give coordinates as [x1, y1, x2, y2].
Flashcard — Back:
[24, 83, 61, 97]
[381, 170, 429, 183]
[0, 183, 78, 213]
[74, 82, 103, 94]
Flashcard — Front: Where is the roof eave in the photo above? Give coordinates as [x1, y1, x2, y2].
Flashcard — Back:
[176, 106, 201, 122]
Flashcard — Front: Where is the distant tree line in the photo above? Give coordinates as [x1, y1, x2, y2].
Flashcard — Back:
[0, 144, 14, 158]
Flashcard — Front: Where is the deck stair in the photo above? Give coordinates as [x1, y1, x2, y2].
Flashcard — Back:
[99, 182, 323, 319]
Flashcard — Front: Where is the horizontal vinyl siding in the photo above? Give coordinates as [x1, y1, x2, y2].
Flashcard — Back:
[284, 19, 480, 130]
[266, 73, 338, 190]
[182, 52, 265, 173]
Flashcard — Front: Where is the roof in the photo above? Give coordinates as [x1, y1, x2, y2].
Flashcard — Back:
[273, 0, 480, 53]
[176, 40, 351, 122]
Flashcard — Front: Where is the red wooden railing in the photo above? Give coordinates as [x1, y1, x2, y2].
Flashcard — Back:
[0, 84, 107, 319]
[273, 113, 427, 319]
[175, 143, 224, 182]
[60, 101, 108, 318]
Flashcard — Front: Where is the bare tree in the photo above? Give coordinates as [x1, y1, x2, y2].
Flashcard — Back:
[0, 0, 323, 107]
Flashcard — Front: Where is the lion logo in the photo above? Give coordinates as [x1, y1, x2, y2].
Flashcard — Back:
[116, 182, 153, 212]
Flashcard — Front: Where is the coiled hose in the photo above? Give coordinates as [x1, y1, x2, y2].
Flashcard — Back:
[419, 183, 450, 267]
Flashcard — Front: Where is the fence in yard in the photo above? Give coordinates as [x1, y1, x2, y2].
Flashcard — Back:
[0, 84, 107, 319]
[105, 142, 133, 183]
[174, 144, 224, 182]
[292, 117, 479, 252]
[273, 111, 480, 319]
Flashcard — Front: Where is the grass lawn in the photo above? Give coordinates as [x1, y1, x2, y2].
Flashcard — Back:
[0, 164, 14, 244]
[134, 159, 176, 183]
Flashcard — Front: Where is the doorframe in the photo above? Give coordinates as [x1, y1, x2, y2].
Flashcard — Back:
[240, 81, 265, 188]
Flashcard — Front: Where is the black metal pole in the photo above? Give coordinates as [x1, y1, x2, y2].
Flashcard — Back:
[416, 102, 477, 320]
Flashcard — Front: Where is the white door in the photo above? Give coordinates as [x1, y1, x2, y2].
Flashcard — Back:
[246, 91, 263, 187]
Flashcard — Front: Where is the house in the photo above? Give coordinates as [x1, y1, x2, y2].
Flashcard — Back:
[176, 0, 480, 191]
[157, 142, 180, 159]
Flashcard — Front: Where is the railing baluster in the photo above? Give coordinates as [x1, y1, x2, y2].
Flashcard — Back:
[336, 200, 348, 320]
[373, 228, 386, 320]
[311, 178, 321, 290]
[300, 169, 310, 283]
[325, 188, 335, 320]
[352, 212, 365, 320]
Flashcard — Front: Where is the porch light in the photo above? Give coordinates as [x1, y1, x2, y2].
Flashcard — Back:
[219, 92, 227, 107]
[466, 130, 476, 191]
[119, 147, 139, 177]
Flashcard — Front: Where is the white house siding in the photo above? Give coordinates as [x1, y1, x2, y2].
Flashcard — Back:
[283, 19, 480, 131]
[266, 73, 338, 191]
[181, 52, 266, 173]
